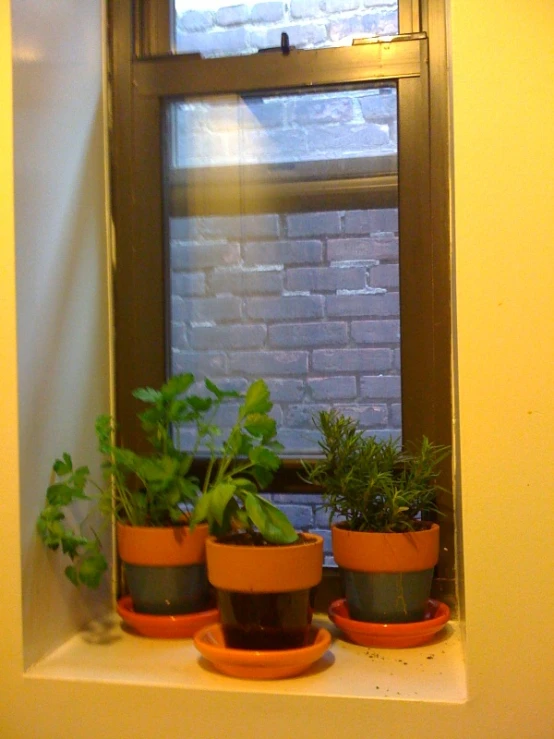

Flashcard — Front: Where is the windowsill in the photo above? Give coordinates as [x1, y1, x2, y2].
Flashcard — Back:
[26, 612, 467, 703]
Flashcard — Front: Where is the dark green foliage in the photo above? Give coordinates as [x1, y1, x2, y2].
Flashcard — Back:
[36, 502, 107, 589]
[36, 375, 295, 590]
[302, 410, 450, 533]
[191, 379, 298, 545]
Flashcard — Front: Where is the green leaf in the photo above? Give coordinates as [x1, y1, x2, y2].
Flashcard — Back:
[205, 378, 241, 400]
[177, 476, 200, 503]
[244, 414, 277, 441]
[233, 508, 250, 529]
[243, 493, 298, 544]
[53, 453, 73, 476]
[65, 565, 79, 586]
[241, 379, 272, 417]
[212, 497, 240, 537]
[191, 491, 212, 526]
[248, 446, 281, 472]
[187, 395, 213, 413]
[111, 447, 142, 473]
[209, 483, 237, 526]
[250, 465, 274, 490]
[72, 465, 90, 488]
[61, 532, 89, 558]
[38, 521, 62, 548]
[137, 406, 164, 427]
[224, 427, 246, 457]
[45, 520, 67, 544]
[38, 505, 65, 524]
[169, 399, 196, 424]
[204, 378, 224, 399]
[229, 477, 258, 496]
[138, 456, 179, 483]
[160, 373, 195, 400]
[95, 414, 113, 454]
[46, 483, 86, 506]
[132, 387, 163, 403]
[36, 516, 48, 541]
[78, 553, 108, 589]
[165, 487, 181, 506]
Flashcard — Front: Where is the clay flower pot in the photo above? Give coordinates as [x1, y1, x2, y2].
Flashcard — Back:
[206, 533, 323, 650]
[117, 521, 211, 615]
[332, 522, 440, 623]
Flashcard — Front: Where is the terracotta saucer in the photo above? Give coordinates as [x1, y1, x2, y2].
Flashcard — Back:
[116, 596, 219, 639]
[193, 623, 332, 679]
[328, 598, 450, 648]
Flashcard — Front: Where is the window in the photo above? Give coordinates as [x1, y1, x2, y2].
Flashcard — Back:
[109, 0, 453, 605]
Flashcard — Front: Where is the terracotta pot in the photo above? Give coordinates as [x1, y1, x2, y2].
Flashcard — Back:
[206, 533, 323, 592]
[117, 522, 212, 616]
[117, 521, 209, 566]
[332, 523, 440, 624]
[206, 533, 323, 650]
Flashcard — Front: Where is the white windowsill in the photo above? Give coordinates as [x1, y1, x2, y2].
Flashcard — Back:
[26, 612, 467, 703]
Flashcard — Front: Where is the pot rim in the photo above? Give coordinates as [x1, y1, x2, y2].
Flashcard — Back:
[116, 520, 209, 567]
[333, 520, 438, 534]
[331, 522, 440, 573]
[206, 532, 323, 593]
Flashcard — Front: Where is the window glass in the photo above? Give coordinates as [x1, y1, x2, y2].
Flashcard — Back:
[173, 1, 399, 57]
[165, 85, 400, 456]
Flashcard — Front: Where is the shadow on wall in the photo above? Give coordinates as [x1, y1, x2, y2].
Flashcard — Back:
[13, 92, 112, 668]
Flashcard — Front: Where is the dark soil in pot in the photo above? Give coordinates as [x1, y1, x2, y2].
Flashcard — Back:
[215, 531, 311, 547]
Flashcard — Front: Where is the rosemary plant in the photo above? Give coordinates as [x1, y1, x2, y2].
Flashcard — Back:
[302, 410, 450, 533]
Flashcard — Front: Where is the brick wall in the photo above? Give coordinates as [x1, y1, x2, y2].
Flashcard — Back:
[175, 1, 398, 57]
[170, 207, 400, 458]
[174, 87, 397, 169]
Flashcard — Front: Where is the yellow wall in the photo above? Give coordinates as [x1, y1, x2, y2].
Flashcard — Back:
[450, 0, 554, 730]
[1, 0, 554, 736]
[452, 0, 554, 708]
[0, 0, 22, 698]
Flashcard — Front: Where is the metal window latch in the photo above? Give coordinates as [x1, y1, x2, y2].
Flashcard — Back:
[352, 32, 427, 45]
[258, 32, 292, 56]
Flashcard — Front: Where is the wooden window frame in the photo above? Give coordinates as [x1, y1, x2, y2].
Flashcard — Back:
[108, 0, 454, 608]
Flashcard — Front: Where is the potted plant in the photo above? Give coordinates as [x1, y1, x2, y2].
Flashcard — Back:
[36, 373, 249, 618]
[190, 379, 324, 651]
[302, 410, 450, 624]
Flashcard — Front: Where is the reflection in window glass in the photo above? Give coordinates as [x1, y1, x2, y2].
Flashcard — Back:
[173, 1, 399, 57]
[165, 86, 400, 457]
